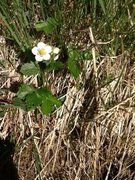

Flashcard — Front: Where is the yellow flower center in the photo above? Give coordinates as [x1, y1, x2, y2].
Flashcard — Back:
[38, 48, 46, 56]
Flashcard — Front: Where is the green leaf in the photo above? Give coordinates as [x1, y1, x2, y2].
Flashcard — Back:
[67, 47, 81, 78]
[47, 61, 64, 70]
[20, 62, 40, 76]
[12, 97, 26, 110]
[17, 84, 35, 99]
[35, 17, 58, 35]
[41, 98, 53, 115]
[35, 21, 46, 31]
[37, 87, 61, 115]
[82, 51, 93, 60]
[68, 48, 80, 60]
[25, 92, 41, 110]
[68, 58, 81, 78]
[37, 87, 51, 98]
[37, 88, 61, 105]
[48, 95, 62, 107]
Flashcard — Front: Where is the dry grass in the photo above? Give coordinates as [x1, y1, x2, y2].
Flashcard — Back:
[0, 24, 135, 180]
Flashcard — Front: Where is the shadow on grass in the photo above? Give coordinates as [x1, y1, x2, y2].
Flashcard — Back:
[80, 70, 97, 121]
[0, 137, 19, 180]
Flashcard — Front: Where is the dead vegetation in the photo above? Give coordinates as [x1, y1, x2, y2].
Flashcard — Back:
[0, 30, 135, 179]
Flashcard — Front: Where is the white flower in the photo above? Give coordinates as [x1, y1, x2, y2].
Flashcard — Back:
[53, 47, 60, 54]
[54, 55, 59, 60]
[32, 42, 52, 62]
[53, 47, 60, 60]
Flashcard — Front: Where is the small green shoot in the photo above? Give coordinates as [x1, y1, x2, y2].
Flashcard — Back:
[35, 17, 58, 35]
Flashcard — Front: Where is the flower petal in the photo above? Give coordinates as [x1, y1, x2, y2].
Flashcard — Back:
[53, 47, 60, 54]
[32, 47, 38, 55]
[54, 55, 59, 60]
[45, 45, 52, 53]
[37, 42, 47, 49]
[43, 53, 51, 60]
[35, 55, 43, 62]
